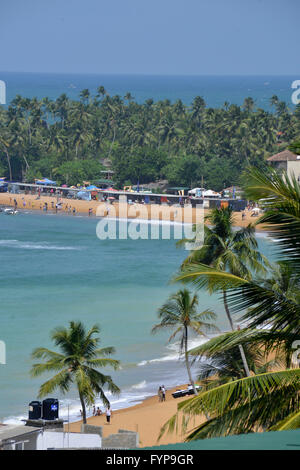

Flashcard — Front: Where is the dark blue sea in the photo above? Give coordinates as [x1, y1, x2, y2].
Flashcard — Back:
[0, 71, 297, 110]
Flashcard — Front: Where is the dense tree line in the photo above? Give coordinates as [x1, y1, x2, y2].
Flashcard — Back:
[0, 88, 299, 190]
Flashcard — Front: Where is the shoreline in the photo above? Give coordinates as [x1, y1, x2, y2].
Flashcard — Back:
[66, 382, 206, 448]
[0, 192, 266, 229]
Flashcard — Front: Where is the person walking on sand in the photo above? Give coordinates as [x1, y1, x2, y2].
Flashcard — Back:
[105, 406, 112, 424]
[161, 385, 166, 401]
[158, 386, 163, 402]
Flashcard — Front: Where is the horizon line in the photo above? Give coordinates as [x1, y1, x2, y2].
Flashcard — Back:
[0, 70, 298, 78]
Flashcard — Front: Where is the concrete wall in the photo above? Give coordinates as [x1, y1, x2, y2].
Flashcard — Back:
[80, 424, 102, 437]
[102, 429, 139, 449]
[287, 161, 300, 181]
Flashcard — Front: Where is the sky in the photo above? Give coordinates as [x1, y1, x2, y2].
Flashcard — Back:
[0, 0, 299, 75]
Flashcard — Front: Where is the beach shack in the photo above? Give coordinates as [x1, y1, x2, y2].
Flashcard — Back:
[267, 149, 300, 182]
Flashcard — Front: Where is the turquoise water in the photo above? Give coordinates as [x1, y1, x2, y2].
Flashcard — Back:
[0, 211, 277, 423]
[0, 72, 296, 110]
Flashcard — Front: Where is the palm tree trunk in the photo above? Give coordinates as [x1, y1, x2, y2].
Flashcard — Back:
[184, 326, 198, 395]
[108, 125, 116, 158]
[79, 392, 87, 424]
[4, 149, 12, 181]
[223, 290, 251, 377]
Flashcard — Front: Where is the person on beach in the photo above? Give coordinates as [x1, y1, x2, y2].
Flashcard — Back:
[92, 405, 96, 416]
[97, 407, 102, 416]
[105, 406, 112, 424]
[161, 385, 166, 401]
[72, 207, 76, 215]
[158, 386, 163, 402]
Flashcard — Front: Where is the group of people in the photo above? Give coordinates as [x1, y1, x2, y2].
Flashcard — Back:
[158, 385, 166, 402]
[91, 405, 113, 424]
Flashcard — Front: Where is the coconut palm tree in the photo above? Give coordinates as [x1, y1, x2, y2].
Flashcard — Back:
[152, 289, 218, 395]
[159, 166, 300, 441]
[31, 321, 120, 424]
[178, 206, 269, 377]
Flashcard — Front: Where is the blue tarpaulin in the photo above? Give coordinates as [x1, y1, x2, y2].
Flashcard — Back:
[36, 178, 56, 185]
[77, 191, 91, 201]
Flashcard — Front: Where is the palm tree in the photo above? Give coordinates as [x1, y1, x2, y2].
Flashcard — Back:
[31, 321, 120, 424]
[193, 330, 283, 390]
[152, 289, 218, 395]
[159, 166, 300, 440]
[178, 207, 269, 377]
[0, 135, 12, 180]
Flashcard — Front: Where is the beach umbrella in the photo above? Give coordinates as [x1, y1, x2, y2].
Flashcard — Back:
[36, 178, 56, 185]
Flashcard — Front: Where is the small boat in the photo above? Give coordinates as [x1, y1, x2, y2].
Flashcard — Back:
[3, 208, 18, 215]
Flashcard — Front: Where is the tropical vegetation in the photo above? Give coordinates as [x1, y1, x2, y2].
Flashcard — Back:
[31, 321, 120, 424]
[152, 289, 218, 394]
[159, 166, 300, 441]
[0, 91, 299, 189]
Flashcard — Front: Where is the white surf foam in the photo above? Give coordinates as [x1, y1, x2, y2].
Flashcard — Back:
[137, 336, 211, 367]
[0, 240, 82, 251]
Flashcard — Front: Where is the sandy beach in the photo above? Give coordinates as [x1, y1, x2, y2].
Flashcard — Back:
[67, 384, 206, 448]
[67, 350, 282, 448]
[0, 192, 264, 229]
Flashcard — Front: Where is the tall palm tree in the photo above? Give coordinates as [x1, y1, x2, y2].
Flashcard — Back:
[31, 321, 120, 424]
[152, 289, 218, 395]
[178, 207, 269, 376]
[159, 166, 300, 441]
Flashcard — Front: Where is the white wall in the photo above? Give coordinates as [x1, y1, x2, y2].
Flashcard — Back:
[36, 431, 101, 450]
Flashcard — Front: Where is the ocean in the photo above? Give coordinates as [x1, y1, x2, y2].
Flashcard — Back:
[0, 211, 277, 424]
[0, 71, 297, 110]
[0, 71, 286, 424]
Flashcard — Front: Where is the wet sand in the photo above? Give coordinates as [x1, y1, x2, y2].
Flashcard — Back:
[0, 192, 265, 229]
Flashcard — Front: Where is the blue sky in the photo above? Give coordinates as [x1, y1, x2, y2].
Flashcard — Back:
[1, 0, 299, 75]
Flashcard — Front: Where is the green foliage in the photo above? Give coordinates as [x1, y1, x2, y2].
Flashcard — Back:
[54, 160, 104, 186]
[0, 90, 297, 189]
[112, 147, 167, 186]
[162, 167, 300, 440]
[289, 140, 300, 155]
